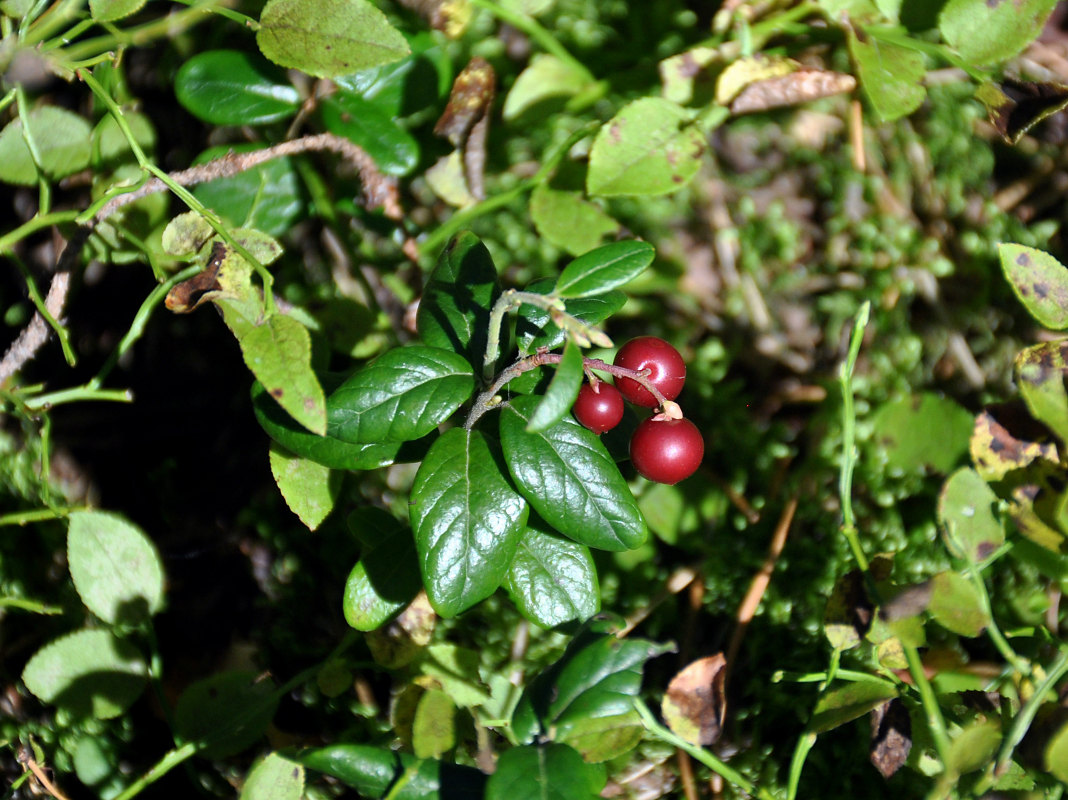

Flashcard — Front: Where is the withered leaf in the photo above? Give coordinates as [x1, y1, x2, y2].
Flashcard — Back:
[824, 569, 874, 651]
[662, 653, 727, 746]
[396, 0, 470, 37]
[730, 70, 856, 115]
[970, 401, 1058, 482]
[976, 78, 1068, 144]
[164, 241, 226, 313]
[870, 698, 911, 779]
[434, 57, 495, 201]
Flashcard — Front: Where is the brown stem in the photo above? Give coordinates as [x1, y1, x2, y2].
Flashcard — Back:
[463, 352, 668, 429]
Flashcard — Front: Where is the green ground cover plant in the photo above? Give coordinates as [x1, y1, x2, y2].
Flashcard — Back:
[2, 0, 1068, 798]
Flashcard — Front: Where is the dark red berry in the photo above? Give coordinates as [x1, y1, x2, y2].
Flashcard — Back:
[629, 417, 704, 484]
[613, 337, 686, 408]
[573, 382, 625, 434]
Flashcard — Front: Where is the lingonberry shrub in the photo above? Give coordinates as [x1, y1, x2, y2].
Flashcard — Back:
[629, 417, 705, 485]
[612, 336, 686, 407]
[572, 382, 625, 433]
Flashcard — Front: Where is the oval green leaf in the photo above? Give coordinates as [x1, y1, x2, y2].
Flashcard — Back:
[999, 243, 1068, 329]
[21, 629, 147, 719]
[417, 232, 503, 369]
[939, 0, 1057, 66]
[240, 753, 304, 800]
[810, 679, 899, 733]
[410, 428, 529, 617]
[297, 744, 486, 799]
[526, 341, 583, 433]
[587, 97, 704, 197]
[329, 346, 475, 443]
[503, 54, 590, 120]
[412, 689, 457, 759]
[320, 94, 419, 176]
[945, 719, 1001, 776]
[174, 670, 278, 759]
[1046, 718, 1068, 783]
[511, 628, 672, 744]
[343, 513, 422, 631]
[928, 571, 989, 637]
[67, 510, 164, 625]
[176, 50, 300, 126]
[257, 0, 409, 78]
[555, 241, 655, 299]
[217, 301, 327, 436]
[1016, 341, 1068, 445]
[500, 396, 647, 551]
[938, 468, 1003, 564]
[251, 381, 404, 470]
[530, 184, 620, 257]
[335, 32, 452, 118]
[848, 29, 925, 123]
[486, 743, 606, 800]
[0, 106, 92, 186]
[505, 523, 599, 628]
[869, 393, 973, 474]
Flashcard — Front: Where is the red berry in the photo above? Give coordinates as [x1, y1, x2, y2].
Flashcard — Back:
[613, 337, 686, 408]
[629, 417, 704, 484]
[572, 382, 625, 434]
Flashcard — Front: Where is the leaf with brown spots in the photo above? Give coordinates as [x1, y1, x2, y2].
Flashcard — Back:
[999, 243, 1068, 330]
[661, 653, 727, 746]
[870, 698, 911, 778]
[1015, 341, 1068, 446]
[938, 468, 1004, 564]
[715, 55, 855, 115]
[970, 402, 1058, 482]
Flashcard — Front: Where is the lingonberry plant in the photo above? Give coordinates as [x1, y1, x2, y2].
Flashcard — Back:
[4, 0, 1068, 798]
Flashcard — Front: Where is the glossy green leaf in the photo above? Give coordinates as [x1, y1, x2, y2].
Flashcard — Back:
[67, 510, 164, 625]
[500, 396, 647, 552]
[928, 571, 988, 637]
[503, 54, 590, 120]
[939, 0, 1056, 65]
[945, 719, 1001, 776]
[343, 510, 421, 631]
[810, 679, 898, 733]
[297, 744, 486, 799]
[555, 240, 655, 299]
[21, 629, 147, 719]
[410, 428, 528, 617]
[251, 382, 404, 470]
[999, 244, 1068, 329]
[89, 0, 145, 21]
[412, 689, 457, 759]
[329, 346, 475, 443]
[320, 94, 419, 176]
[526, 341, 583, 433]
[511, 627, 672, 745]
[240, 753, 304, 800]
[529, 184, 620, 256]
[505, 522, 599, 628]
[938, 468, 1003, 563]
[174, 671, 278, 759]
[193, 145, 302, 237]
[217, 298, 327, 435]
[334, 32, 452, 117]
[486, 743, 606, 800]
[0, 107, 92, 185]
[848, 28, 925, 123]
[1016, 341, 1068, 444]
[257, 0, 409, 78]
[869, 393, 973, 473]
[587, 97, 705, 196]
[176, 50, 300, 126]
[517, 282, 625, 354]
[417, 232, 503, 368]
[268, 443, 340, 530]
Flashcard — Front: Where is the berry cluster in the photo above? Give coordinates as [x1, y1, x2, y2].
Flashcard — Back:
[572, 337, 704, 485]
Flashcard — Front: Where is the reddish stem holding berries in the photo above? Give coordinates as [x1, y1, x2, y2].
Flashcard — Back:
[464, 351, 671, 429]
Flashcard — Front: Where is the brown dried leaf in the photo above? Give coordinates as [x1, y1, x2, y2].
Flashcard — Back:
[164, 241, 226, 313]
[661, 653, 727, 746]
[730, 69, 856, 115]
[976, 78, 1068, 144]
[870, 698, 911, 778]
[824, 569, 874, 651]
[434, 57, 495, 202]
[396, 0, 470, 37]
